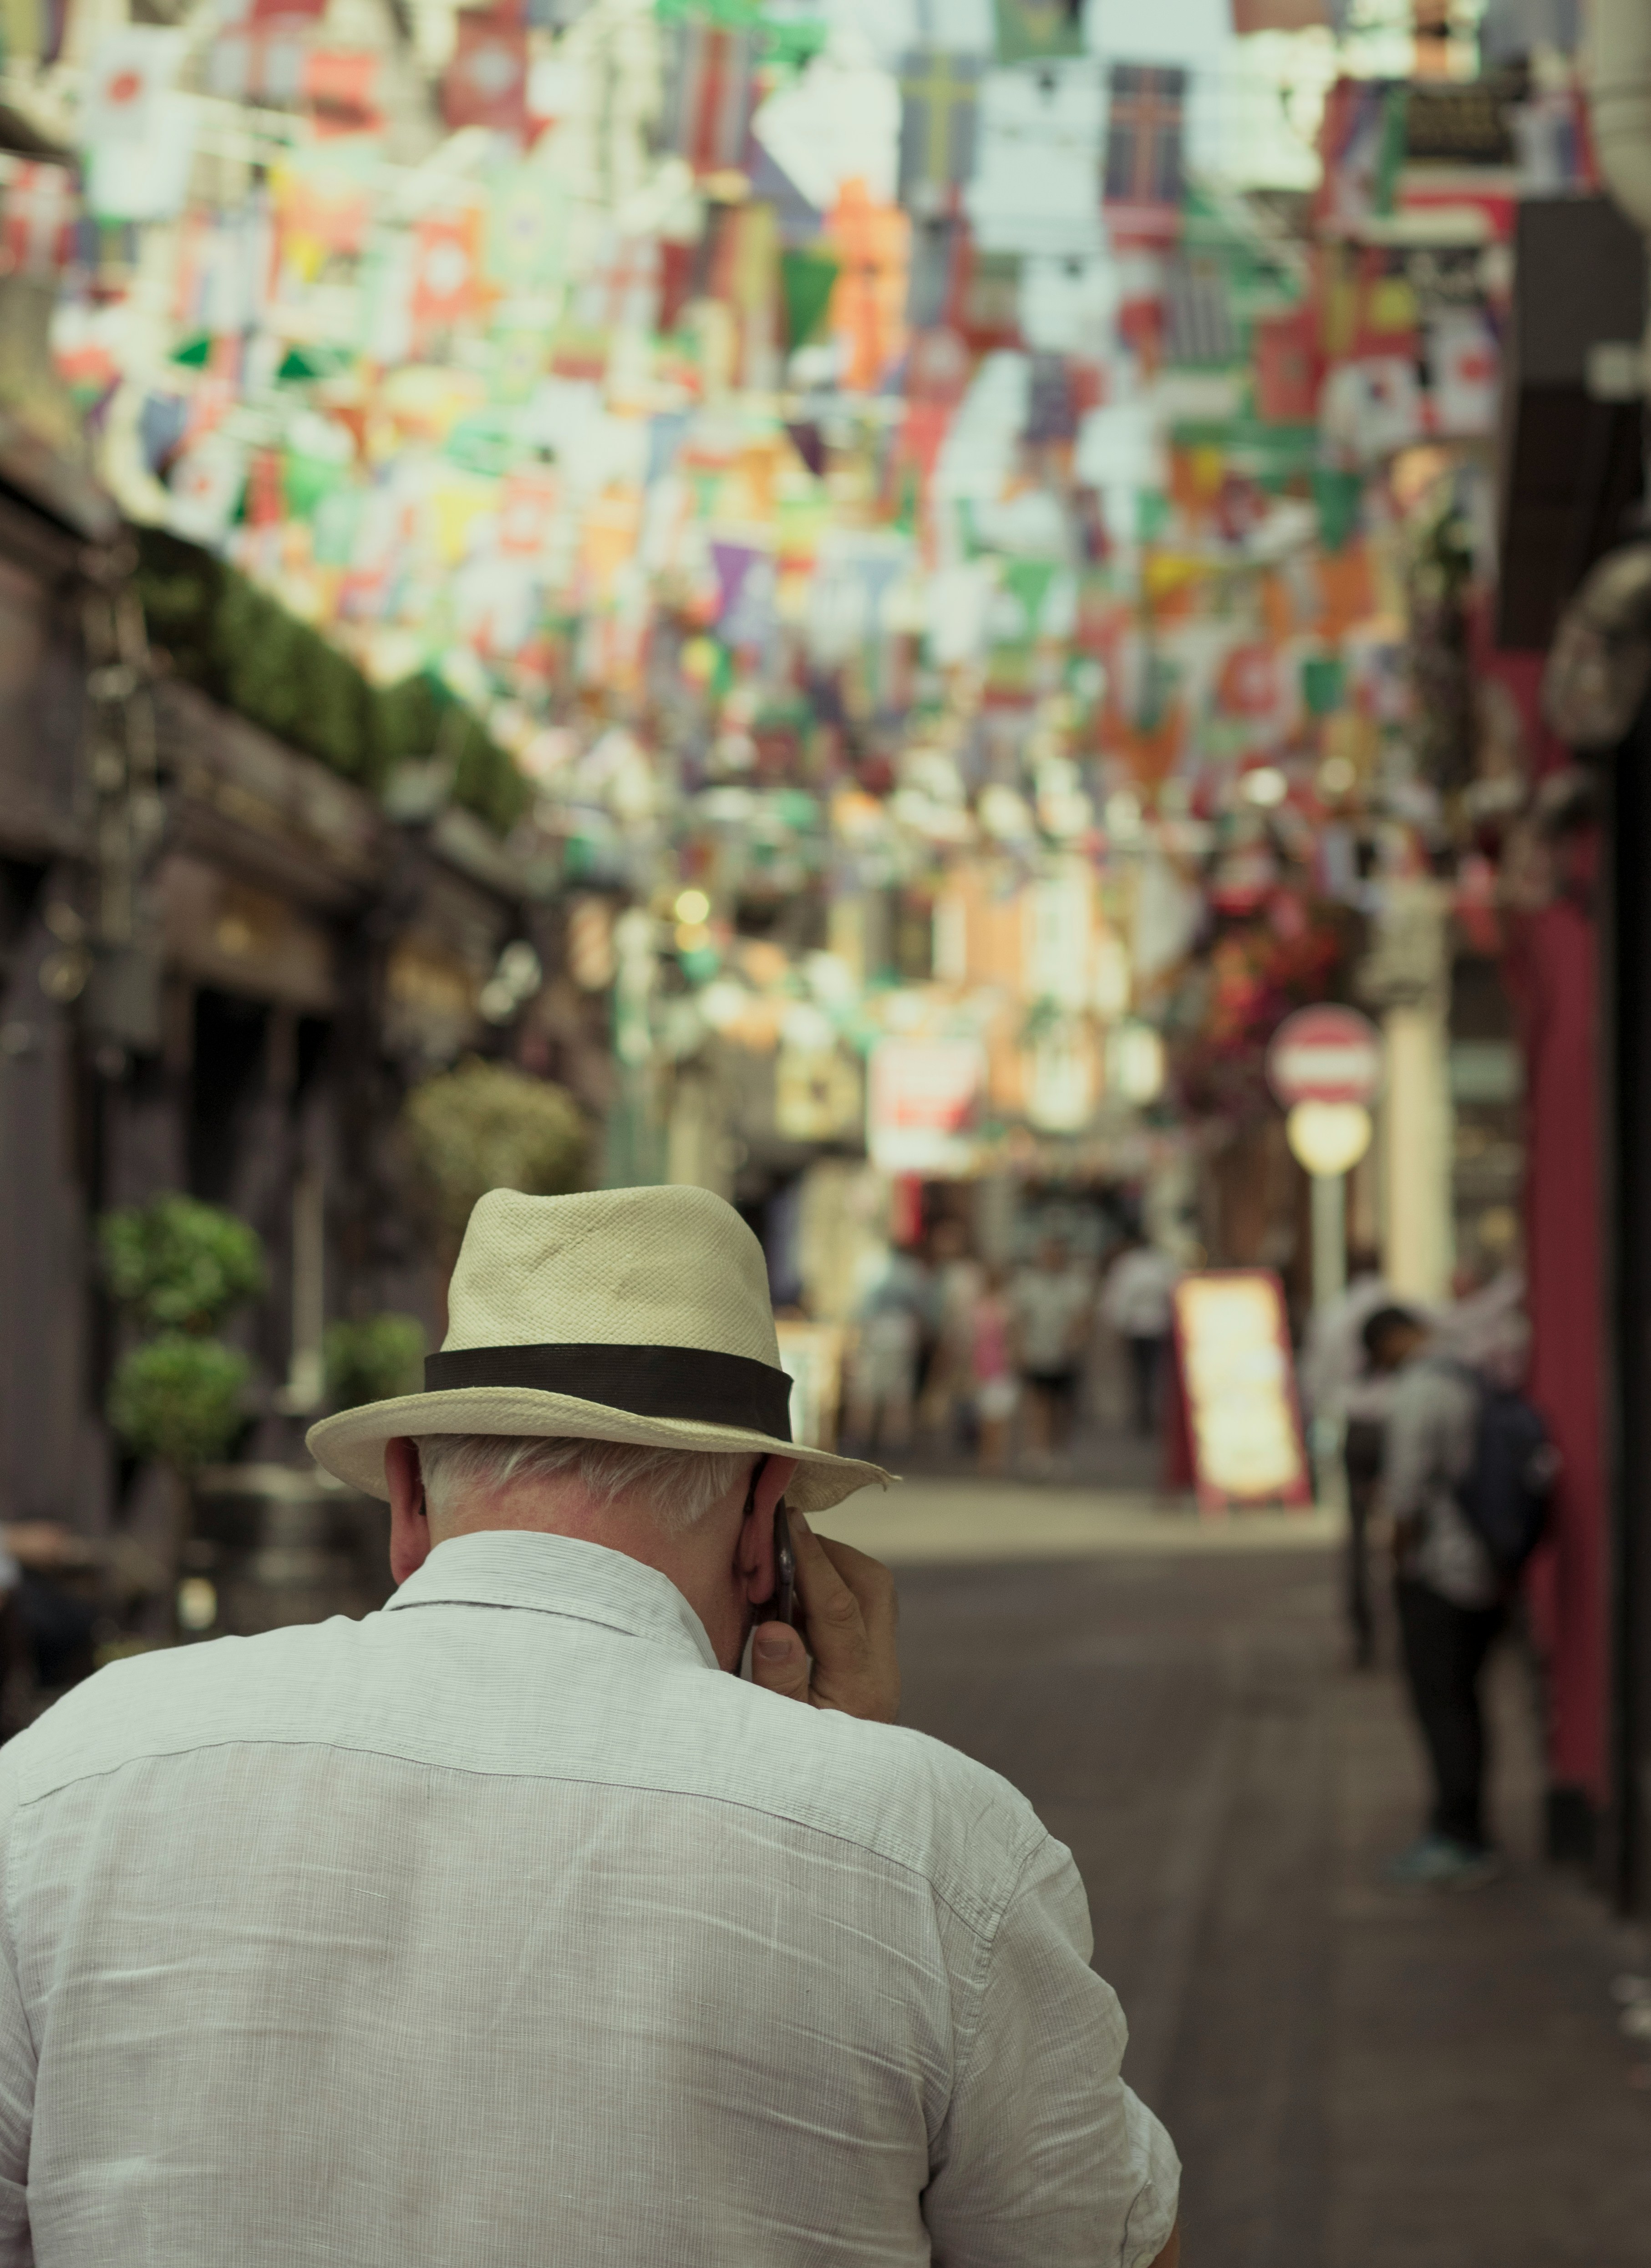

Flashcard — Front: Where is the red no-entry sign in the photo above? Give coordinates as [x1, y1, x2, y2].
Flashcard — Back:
[1266, 1004, 1382, 1108]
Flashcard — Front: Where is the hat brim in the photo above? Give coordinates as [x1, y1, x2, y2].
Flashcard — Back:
[306, 1387, 894, 1513]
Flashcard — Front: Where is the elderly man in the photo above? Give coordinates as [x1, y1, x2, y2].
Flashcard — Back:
[0, 1185, 1181, 2266]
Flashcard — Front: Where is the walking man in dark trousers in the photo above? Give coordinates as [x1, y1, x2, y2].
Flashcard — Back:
[1363, 1305, 1504, 1889]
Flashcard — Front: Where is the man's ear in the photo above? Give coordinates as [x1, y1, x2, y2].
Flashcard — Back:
[386, 1437, 432, 1585]
[737, 1454, 800, 1604]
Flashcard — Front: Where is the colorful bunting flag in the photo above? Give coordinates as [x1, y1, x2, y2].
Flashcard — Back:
[1164, 255, 1238, 367]
[411, 210, 486, 347]
[780, 245, 840, 352]
[827, 181, 911, 392]
[273, 153, 370, 280]
[575, 233, 661, 339]
[79, 26, 185, 147]
[305, 48, 380, 136]
[1315, 80, 1406, 238]
[897, 51, 982, 209]
[485, 166, 567, 295]
[906, 211, 966, 330]
[1252, 306, 1317, 423]
[444, 14, 529, 137]
[1, 163, 76, 278]
[970, 63, 1105, 257]
[1023, 353, 1077, 444]
[1427, 308, 1499, 437]
[1102, 66, 1187, 247]
[958, 242, 1022, 351]
[661, 21, 756, 178]
[1319, 356, 1423, 462]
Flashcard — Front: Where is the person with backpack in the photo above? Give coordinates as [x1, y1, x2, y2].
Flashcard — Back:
[1362, 1302, 1553, 1890]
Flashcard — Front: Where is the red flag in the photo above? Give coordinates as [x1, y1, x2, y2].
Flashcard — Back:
[1253, 306, 1317, 423]
[411, 209, 485, 343]
[1, 163, 77, 277]
[444, 14, 528, 135]
[1217, 643, 1282, 719]
[305, 48, 379, 134]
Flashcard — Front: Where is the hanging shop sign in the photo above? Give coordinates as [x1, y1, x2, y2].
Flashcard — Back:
[1265, 1003, 1382, 1107]
[1173, 1269, 1313, 1514]
[867, 1035, 984, 1175]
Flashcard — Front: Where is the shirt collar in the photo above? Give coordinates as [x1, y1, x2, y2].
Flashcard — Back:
[384, 1530, 721, 1672]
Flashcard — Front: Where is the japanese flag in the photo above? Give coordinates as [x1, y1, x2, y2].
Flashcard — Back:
[79, 27, 184, 148]
[1428, 309, 1499, 438]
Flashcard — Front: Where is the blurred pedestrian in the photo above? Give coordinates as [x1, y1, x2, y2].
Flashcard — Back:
[917, 1218, 984, 1447]
[1011, 1234, 1094, 1471]
[1298, 1248, 1400, 1668]
[1365, 1303, 1507, 1890]
[1101, 1235, 1182, 1437]
[845, 1243, 931, 1457]
[971, 1265, 1019, 1473]
[0, 1187, 1183, 2266]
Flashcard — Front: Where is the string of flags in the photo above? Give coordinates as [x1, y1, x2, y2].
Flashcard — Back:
[0, 0, 1596, 1133]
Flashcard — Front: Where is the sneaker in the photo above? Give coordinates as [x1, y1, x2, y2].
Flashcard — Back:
[1384, 1834, 1504, 1891]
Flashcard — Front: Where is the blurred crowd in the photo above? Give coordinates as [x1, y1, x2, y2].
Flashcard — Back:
[840, 1218, 1184, 1477]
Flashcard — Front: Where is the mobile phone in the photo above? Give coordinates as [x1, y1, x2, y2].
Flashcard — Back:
[769, 1501, 796, 1630]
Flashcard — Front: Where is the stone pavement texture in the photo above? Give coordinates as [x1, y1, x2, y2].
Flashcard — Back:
[824, 1493, 1651, 2268]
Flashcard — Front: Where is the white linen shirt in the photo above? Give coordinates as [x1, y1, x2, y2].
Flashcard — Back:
[0, 1530, 1178, 2268]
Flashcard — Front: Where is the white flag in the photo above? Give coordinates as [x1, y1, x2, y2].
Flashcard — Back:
[79, 27, 185, 149]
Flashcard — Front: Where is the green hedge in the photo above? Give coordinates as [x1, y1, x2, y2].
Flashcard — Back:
[134, 526, 528, 836]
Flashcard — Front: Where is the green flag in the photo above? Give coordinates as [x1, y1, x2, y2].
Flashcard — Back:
[1301, 653, 1346, 717]
[780, 247, 839, 351]
[1002, 557, 1058, 637]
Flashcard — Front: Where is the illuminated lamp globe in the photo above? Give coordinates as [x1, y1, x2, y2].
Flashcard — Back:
[1286, 1100, 1373, 1178]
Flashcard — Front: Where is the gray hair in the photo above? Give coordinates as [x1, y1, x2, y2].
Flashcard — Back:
[412, 1434, 754, 1534]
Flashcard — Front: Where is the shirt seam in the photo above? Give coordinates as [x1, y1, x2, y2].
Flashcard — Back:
[924, 1821, 1051, 2153]
[13, 1735, 1023, 1941]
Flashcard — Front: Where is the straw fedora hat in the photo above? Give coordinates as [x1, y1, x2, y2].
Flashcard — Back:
[307, 1184, 893, 1514]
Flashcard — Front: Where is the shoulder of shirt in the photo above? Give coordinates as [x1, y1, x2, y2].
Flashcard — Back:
[0, 1621, 1051, 1942]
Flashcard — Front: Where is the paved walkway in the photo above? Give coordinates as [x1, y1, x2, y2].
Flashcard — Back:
[826, 1489, 1651, 2268]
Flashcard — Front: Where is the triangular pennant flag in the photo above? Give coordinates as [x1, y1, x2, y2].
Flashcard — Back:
[786, 420, 827, 476]
[780, 246, 839, 350]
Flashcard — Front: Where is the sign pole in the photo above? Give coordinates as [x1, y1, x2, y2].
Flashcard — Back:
[1311, 1166, 1347, 1313]
[1265, 1004, 1384, 1323]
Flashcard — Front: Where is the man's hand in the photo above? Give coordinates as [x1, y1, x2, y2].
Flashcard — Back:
[751, 1514, 899, 1723]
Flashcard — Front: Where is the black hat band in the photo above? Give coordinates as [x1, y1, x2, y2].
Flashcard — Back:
[422, 1342, 794, 1442]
